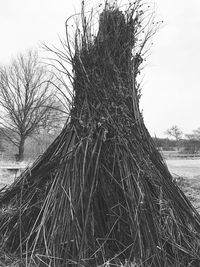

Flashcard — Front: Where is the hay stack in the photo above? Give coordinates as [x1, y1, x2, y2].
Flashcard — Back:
[1, 2, 200, 266]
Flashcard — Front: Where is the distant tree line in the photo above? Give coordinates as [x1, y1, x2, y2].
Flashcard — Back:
[154, 125, 200, 153]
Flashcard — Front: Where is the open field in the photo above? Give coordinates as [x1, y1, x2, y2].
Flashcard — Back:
[166, 158, 200, 177]
[0, 169, 15, 186]
[166, 158, 200, 210]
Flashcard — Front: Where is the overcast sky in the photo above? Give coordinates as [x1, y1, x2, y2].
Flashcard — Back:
[0, 0, 199, 137]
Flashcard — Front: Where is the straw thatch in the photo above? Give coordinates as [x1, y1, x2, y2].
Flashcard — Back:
[1, 1, 200, 266]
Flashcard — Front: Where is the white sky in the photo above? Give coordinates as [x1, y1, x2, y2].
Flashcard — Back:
[0, 0, 199, 137]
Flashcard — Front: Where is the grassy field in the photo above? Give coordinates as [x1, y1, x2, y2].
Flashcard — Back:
[0, 169, 14, 187]
[167, 158, 200, 177]
[166, 158, 200, 210]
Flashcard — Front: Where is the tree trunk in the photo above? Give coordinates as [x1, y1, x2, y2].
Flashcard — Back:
[17, 137, 25, 161]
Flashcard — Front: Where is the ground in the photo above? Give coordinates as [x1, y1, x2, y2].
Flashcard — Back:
[0, 169, 15, 188]
[167, 158, 200, 210]
[167, 158, 200, 178]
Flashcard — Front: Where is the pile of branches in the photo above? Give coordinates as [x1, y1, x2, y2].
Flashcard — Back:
[0, 1, 200, 266]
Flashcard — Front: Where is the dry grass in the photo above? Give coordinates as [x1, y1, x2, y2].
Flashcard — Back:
[0, 170, 15, 188]
[176, 176, 200, 210]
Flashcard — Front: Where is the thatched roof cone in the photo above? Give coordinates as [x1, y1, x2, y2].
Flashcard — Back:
[0, 2, 200, 266]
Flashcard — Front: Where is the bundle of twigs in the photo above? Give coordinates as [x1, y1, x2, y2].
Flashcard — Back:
[1, 1, 200, 266]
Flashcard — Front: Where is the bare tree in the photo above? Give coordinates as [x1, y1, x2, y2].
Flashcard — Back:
[165, 125, 183, 141]
[0, 50, 60, 161]
[165, 125, 183, 150]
